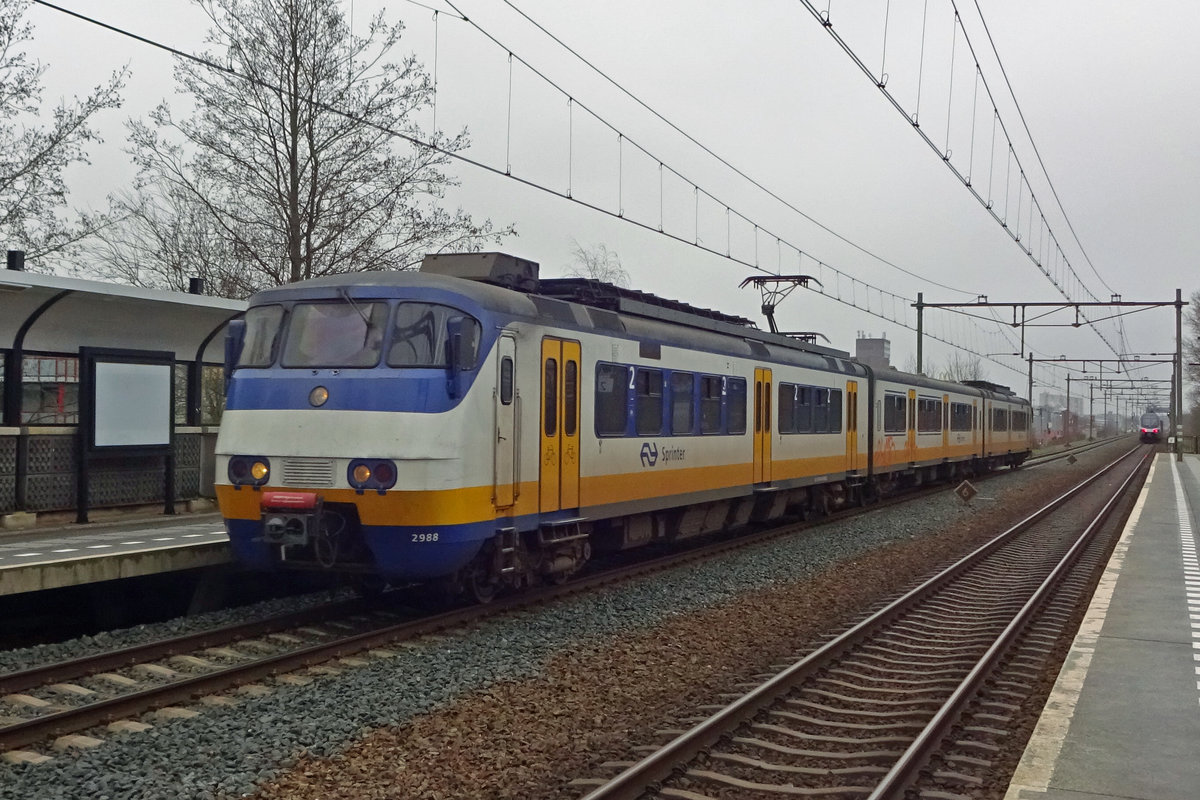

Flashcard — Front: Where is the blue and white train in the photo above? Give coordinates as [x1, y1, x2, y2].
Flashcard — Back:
[1139, 412, 1166, 443]
[216, 253, 1032, 601]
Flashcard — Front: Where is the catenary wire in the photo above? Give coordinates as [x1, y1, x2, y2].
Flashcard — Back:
[963, 0, 1130, 355]
[31, 0, 1045, 381]
[496, 0, 978, 298]
[792, 0, 1126, 361]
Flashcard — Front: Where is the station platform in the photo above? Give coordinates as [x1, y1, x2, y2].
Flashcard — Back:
[1006, 452, 1200, 800]
[0, 512, 228, 596]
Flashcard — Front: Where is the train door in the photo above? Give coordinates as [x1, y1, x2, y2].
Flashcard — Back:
[942, 393, 949, 451]
[493, 334, 517, 508]
[983, 399, 991, 454]
[753, 367, 773, 483]
[539, 338, 581, 512]
[906, 388, 917, 463]
[845, 380, 858, 470]
[972, 400, 978, 448]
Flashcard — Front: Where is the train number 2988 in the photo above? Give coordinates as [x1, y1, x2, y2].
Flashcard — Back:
[411, 532, 440, 543]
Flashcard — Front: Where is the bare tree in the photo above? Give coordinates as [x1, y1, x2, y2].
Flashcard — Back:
[938, 352, 985, 383]
[568, 240, 629, 287]
[83, 183, 255, 297]
[0, 0, 125, 264]
[901, 355, 933, 376]
[93, 0, 508, 296]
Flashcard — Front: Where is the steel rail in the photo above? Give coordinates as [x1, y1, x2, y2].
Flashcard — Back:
[0, 591, 504, 752]
[0, 596, 378, 696]
[867, 447, 1150, 798]
[1025, 434, 1128, 468]
[577, 442, 1145, 800]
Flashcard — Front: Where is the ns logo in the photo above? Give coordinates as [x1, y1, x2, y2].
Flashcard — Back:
[640, 443, 685, 467]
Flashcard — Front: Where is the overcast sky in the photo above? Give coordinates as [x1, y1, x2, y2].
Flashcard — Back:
[22, 0, 1200, 407]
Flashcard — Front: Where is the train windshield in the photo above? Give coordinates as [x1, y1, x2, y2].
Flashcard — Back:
[387, 302, 480, 368]
[1139, 413, 1161, 428]
[281, 301, 389, 368]
[238, 305, 285, 367]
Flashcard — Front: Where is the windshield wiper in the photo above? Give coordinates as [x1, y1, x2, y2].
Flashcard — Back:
[337, 287, 380, 348]
[338, 287, 371, 326]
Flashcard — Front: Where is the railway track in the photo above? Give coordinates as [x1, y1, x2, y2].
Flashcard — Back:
[1024, 435, 1124, 468]
[0, 438, 1132, 761]
[571, 443, 1149, 800]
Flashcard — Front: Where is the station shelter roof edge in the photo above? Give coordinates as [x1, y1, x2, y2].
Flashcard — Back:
[0, 270, 246, 362]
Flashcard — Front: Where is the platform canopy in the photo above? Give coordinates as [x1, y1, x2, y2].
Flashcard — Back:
[0, 270, 245, 362]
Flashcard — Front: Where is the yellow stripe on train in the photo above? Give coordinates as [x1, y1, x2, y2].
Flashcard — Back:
[217, 440, 1023, 526]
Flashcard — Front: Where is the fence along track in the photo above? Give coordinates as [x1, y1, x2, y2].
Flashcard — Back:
[575, 444, 1149, 800]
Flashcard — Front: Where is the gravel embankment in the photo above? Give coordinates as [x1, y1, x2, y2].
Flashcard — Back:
[0, 439, 1136, 800]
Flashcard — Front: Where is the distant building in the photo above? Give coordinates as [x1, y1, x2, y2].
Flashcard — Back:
[855, 333, 891, 370]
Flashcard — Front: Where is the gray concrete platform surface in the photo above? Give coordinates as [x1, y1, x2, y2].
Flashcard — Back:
[0, 513, 228, 596]
[1006, 453, 1200, 800]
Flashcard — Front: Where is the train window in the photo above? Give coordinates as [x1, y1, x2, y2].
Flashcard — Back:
[595, 362, 628, 436]
[778, 384, 796, 434]
[950, 402, 972, 431]
[883, 393, 906, 433]
[829, 389, 843, 433]
[992, 408, 1009, 432]
[500, 357, 514, 405]
[387, 303, 480, 368]
[700, 376, 723, 434]
[727, 378, 747, 434]
[917, 397, 942, 433]
[1011, 410, 1027, 432]
[238, 305, 285, 367]
[564, 360, 577, 436]
[671, 372, 694, 434]
[812, 389, 829, 433]
[282, 301, 388, 368]
[764, 382, 771, 433]
[635, 369, 664, 435]
[544, 359, 558, 436]
[795, 386, 812, 432]
[754, 380, 762, 433]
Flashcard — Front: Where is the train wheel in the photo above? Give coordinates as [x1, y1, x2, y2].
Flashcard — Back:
[466, 562, 499, 604]
[853, 484, 868, 508]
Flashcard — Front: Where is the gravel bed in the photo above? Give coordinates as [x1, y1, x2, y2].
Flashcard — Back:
[0, 439, 1134, 799]
[0, 587, 357, 676]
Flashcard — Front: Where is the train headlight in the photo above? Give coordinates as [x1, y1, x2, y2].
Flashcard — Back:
[348, 459, 397, 491]
[372, 461, 396, 487]
[309, 386, 329, 407]
[228, 456, 271, 487]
